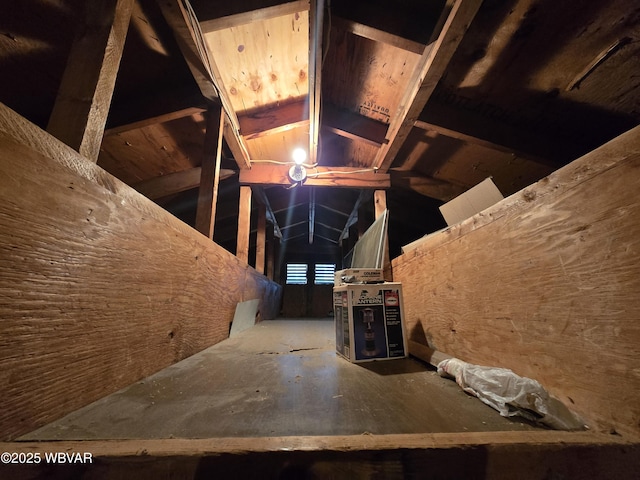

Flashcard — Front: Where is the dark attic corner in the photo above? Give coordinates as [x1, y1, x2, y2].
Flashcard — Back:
[0, 0, 639, 478]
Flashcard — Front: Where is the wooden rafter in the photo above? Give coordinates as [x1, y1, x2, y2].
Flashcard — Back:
[156, 0, 218, 101]
[322, 103, 388, 147]
[239, 100, 308, 140]
[195, 105, 225, 239]
[331, 16, 425, 55]
[240, 164, 390, 188]
[308, 187, 316, 244]
[104, 107, 206, 136]
[389, 170, 466, 202]
[309, 0, 324, 166]
[132, 167, 235, 200]
[47, 0, 134, 162]
[373, 0, 483, 173]
[413, 120, 552, 166]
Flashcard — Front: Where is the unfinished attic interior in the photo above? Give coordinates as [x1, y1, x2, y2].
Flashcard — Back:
[1, 0, 639, 477]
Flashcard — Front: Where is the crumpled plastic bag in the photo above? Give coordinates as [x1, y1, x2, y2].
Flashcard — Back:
[437, 358, 586, 430]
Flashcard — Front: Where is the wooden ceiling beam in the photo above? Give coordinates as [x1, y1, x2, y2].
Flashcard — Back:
[413, 120, 552, 166]
[309, 0, 324, 166]
[105, 107, 206, 136]
[419, 98, 576, 166]
[240, 164, 390, 188]
[157, 0, 218, 101]
[133, 167, 235, 200]
[239, 100, 308, 139]
[309, 187, 316, 244]
[199, 0, 309, 33]
[47, 0, 134, 162]
[390, 169, 466, 202]
[373, 0, 482, 173]
[331, 16, 425, 55]
[322, 103, 388, 147]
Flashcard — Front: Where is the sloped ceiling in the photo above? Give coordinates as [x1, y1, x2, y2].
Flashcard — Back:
[1, 0, 638, 262]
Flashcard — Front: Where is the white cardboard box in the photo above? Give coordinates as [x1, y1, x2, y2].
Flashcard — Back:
[333, 282, 407, 363]
[334, 268, 384, 285]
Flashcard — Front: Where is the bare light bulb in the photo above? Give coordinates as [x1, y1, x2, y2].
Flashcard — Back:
[292, 148, 306, 165]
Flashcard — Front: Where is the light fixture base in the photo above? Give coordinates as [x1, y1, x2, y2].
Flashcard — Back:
[288, 165, 307, 183]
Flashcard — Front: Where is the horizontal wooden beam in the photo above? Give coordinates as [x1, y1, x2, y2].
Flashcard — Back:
[414, 120, 551, 166]
[133, 167, 235, 200]
[332, 16, 425, 55]
[105, 107, 206, 136]
[200, 0, 309, 33]
[390, 169, 466, 201]
[238, 100, 307, 139]
[240, 164, 390, 188]
[323, 103, 388, 147]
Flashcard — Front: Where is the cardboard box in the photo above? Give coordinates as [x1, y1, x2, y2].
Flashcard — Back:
[334, 268, 384, 285]
[333, 282, 407, 362]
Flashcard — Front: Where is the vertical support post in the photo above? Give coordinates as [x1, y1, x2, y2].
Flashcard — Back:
[237, 186, 252, 264]
[195, 104, 224, 238]
[266, 224, 275, 280]
[47, 0, 134, 162]
[374, 190, 391, 279]
[255, 201, 267, 274]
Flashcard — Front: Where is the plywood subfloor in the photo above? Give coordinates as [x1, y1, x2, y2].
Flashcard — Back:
[22, 319, 538, 440]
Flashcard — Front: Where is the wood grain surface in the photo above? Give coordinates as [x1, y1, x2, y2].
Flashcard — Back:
[393, 125, 640, 437]
[0, 104, 280, 440]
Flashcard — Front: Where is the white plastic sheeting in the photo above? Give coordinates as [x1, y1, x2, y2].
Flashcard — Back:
[437, 358, 586, 430]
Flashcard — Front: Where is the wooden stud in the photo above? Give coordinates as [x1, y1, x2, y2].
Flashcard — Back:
[256, 202, 267, 274]
[195, 105, 225, 239]
[47, 0, 134, 162]
[237, 185, 252, 263]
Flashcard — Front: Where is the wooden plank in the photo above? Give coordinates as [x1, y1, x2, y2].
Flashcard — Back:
[253, 187, 283, 238]
[237, 185, 252, 263]
[308, 186, 316, 244]
[374, 189, 387, 219]
[203, 11, 309, 116]
[0, 104, 280, 441]
[3, 432, 638, 479]
[157, 0, 218, 101]
[255, 202, 266, 274]
[47, 0, 134, 162]
[200, 0, 309, 32]
[323, 103, 388, 147]
[339, 190, 366, 244]
[373, 0, 483, 172]
[195, 106, 225, 238]
[414, 119, 553, 167]
[332, 16, 426, 55]
[389, 169, 466, 201]
[309, 0, 324, 165]
[132, 167, 235, 200]
[392, 125, 640, 438]
[239, 100, 307, 138]
[240, 164, 390, 188]
[104, 107, 206, 136]
[223, 115, 252, 169]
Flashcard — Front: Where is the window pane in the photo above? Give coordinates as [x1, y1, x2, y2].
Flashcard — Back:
[286, 263, 308, 285]
[314, 263, 336, 285]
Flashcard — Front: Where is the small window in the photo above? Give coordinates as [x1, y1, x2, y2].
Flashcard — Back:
[286, 263, 308, 285]
[314, 263, 336, 285]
